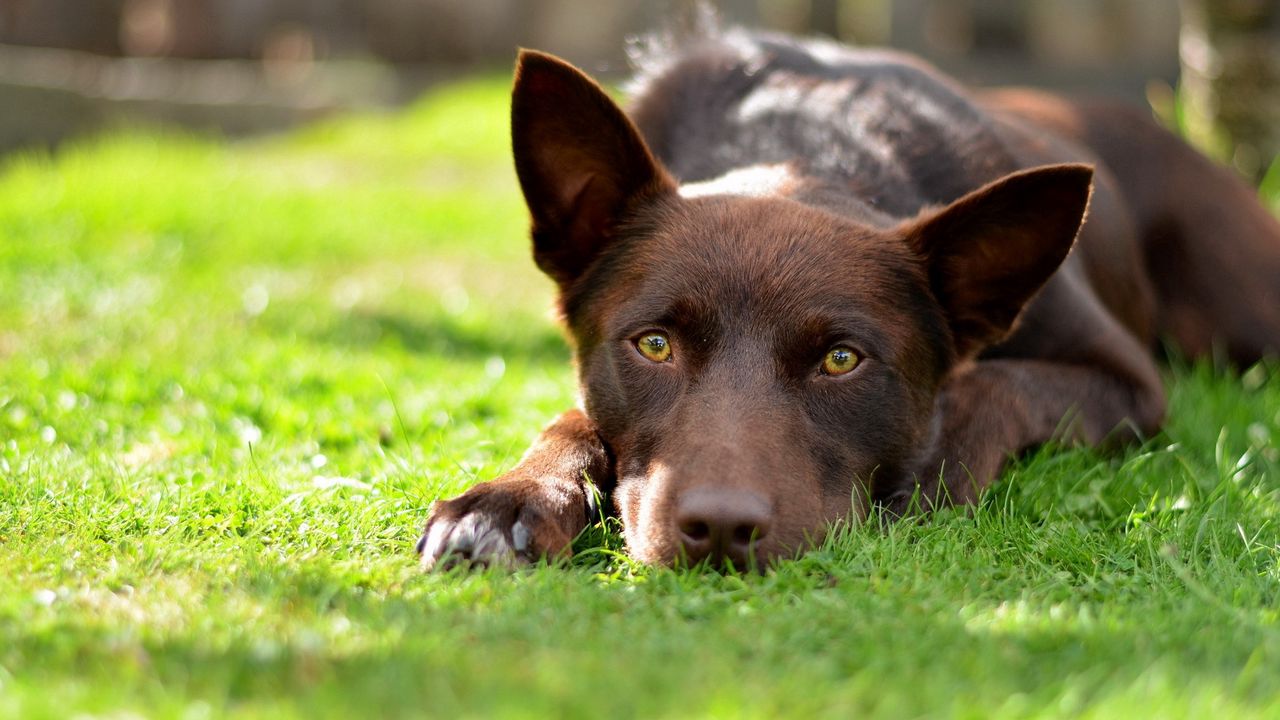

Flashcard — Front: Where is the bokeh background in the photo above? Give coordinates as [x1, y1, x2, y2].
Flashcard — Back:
[1, 0, 1277, 180]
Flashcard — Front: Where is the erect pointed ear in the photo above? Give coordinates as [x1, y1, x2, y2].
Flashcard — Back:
[903, 163, 1094, 359]
[511, 50, 676, 289]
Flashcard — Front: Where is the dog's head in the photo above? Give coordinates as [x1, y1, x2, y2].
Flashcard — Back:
[511, 51, 1091, 568]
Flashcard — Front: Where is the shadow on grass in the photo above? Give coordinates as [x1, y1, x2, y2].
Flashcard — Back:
[9, 563, 1276, 718]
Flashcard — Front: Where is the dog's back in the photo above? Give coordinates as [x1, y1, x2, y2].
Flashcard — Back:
[628, 30, 1020, 221]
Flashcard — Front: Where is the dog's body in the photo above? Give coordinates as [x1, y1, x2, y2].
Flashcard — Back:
[419, 29, 1280, 569]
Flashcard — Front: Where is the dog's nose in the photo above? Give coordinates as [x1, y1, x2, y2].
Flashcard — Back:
[675, 487, 772, 568]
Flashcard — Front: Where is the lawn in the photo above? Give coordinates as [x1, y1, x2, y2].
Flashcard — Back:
[1, 76, 1278, 719]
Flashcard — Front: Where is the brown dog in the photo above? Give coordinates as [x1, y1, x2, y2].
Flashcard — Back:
[418, 28, 1280, 570]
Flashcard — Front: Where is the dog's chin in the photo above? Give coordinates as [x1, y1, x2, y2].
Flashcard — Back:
[624, 532, 815, 572]
[624, 542, 681, 568]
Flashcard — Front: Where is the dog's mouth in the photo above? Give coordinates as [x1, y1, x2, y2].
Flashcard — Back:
[673, 532, 812, 573]
[635, 524, 816, 572]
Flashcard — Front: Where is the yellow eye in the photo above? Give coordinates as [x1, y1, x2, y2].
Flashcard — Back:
[636, 332, 672, 363]
[821, 346, 860, 376]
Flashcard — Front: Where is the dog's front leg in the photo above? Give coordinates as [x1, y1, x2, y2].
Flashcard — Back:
[417, 409, 612, 569]
[890, 357, 1166, 513]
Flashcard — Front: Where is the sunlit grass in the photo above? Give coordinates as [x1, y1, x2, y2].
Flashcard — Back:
[1, 77, 1278, 719]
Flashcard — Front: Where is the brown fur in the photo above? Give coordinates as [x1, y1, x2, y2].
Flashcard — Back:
[419, 30, 1280, 570]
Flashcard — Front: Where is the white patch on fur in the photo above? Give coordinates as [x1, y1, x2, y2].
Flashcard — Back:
[678, 163, 795, 199]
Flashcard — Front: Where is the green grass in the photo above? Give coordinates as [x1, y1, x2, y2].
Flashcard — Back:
[2, 77, 1279, 719]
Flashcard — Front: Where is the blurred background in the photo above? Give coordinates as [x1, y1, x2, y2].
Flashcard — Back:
[1, 0, 1277, 180]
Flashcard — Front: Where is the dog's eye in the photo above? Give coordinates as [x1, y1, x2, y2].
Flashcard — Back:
[820, 346, 860, 376]
[635, 332, 672, 363]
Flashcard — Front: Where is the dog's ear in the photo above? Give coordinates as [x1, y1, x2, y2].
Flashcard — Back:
[904, 163, 1093, 359]
[511, 50, 676, 289]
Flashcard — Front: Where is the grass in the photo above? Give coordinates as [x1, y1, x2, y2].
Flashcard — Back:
[1, 76, 1279, 719]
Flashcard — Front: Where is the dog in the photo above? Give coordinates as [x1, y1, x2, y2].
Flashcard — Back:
[417, 26, 1280, 570]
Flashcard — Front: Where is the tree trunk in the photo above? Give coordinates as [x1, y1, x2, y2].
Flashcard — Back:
[1180, 0, 1280, 181]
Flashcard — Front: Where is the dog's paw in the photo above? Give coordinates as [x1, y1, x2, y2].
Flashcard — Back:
[416, 480, 579, 571]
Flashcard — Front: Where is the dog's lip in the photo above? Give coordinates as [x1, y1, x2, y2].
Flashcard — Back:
[624, 521, 814, 571]
[665, 538, 802, 572]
